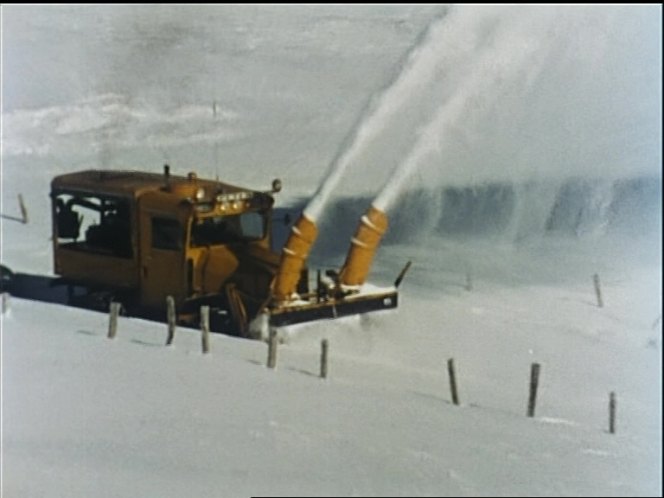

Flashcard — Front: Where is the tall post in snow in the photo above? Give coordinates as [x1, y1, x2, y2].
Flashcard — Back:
[320, 339, 329, 379]
[609, 391, 616, 434]
[107, 301, 121, 339]
[267, 328, 278, 369]
[593, 273, 604, 308]
[200, 306, 210, 354]
[1, 293, 9, 315]
[527, 363, 540, 418]
[166, 296, 176, 346]
[447, 358, 460, 406]
[18, 194, 28, 224]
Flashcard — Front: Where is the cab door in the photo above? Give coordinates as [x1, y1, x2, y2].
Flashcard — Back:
[138, 196, 187, 308]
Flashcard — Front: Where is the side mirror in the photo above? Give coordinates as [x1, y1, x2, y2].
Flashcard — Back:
[271, 178, 282, 194]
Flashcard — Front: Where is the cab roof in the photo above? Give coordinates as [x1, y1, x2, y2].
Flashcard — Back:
[51, 169, 257, 199]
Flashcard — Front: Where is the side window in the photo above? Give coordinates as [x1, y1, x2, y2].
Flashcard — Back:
[152, 217, 182, 251]
[53, 192, 133, 258]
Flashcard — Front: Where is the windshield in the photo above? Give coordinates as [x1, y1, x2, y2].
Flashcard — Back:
[190, 212, 266, 246]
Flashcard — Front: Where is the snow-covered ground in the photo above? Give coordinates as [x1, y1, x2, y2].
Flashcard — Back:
[2, 261, 661, 497]
[2, 4, 662, 497]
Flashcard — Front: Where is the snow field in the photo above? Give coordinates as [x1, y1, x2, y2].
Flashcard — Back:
[2, 256, 660, 496]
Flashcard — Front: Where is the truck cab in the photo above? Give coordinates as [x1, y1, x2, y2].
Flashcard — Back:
[51, 168, 282, 334]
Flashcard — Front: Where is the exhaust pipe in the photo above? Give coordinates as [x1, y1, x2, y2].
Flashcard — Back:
[339, 205, 388, 288]
[163, 164, 171, 190]
[272, 214, 318, 302]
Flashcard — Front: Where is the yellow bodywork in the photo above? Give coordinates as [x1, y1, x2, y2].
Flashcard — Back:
[271, 214, 318, 301]
[339, 205, 388, 287]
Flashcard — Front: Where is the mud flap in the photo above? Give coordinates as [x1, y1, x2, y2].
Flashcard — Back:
[225, 283, 249, 337]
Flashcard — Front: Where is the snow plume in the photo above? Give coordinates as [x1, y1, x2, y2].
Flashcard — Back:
[368, 4, 661, 201]
[306, 4, 661, 262]
[303, 5, 505, 222]
[372, 6, 554, 213]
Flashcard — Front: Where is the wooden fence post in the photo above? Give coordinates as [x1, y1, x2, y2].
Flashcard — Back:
[609, 391, 616, 434]
[267, 328, 278, 369]
[593, 273, 603, 308]
[107, 301, 121, 339]
[18, 194, 28, 224]
[447, 358, 460, 405]
[527, 362, 540, 417]
[200, 306, 210, 354]
[1, 293, 9, 314]
[394, 260, 412, 288]
[320, 339, 329, 379]
[166, 296, 176, 346]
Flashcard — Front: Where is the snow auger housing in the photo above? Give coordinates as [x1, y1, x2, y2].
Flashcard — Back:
[50, 167, 400, 338]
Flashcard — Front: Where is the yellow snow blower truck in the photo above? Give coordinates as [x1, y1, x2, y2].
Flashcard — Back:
[49, 167, 403, 337]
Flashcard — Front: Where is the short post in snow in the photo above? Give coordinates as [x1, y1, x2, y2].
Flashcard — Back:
[393, 260, 412, 288]
[447, 358, 460, 406]
[609, 391, 616, 434]
[107, 301, 121, 339]
[320, 339, 329, 379]
[200, 305, 210, 354]
[267, 328, 278, 369]
[527, 362, 541, 417]
[166, 296, 176, 346]
[18, 194, 28, 224]
[1, 293, 9, 314]
[593, 273, 603, 308]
